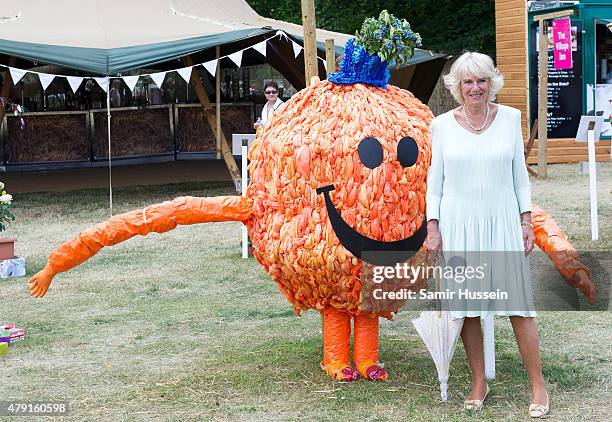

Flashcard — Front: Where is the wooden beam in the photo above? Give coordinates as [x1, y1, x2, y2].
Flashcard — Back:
[325, 39, 335, 78]
[301, 0, 319, 85]
[533, 9, 574, 21]
[215, 46, 221, 159]
[183, 55, 241, 188]
[537, 19, 548, 178]
[525, 118, 538, 177]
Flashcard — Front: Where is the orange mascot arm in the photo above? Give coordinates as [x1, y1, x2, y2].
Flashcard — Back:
[531, 203, 595, 304]
[29, 196, 252, 298]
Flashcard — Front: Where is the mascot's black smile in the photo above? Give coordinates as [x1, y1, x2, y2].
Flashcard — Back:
[316, 184, 426, 266]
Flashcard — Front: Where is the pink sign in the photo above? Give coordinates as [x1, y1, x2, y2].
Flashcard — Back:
[552, 17, 572, 69]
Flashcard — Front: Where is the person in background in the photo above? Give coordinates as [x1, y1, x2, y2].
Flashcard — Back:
[254, 81, 283, 130]
[109, 80, 122, 108]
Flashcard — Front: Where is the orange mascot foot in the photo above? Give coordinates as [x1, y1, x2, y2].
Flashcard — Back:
[356, 360, 389, 381]
[321, 360, 358, 382]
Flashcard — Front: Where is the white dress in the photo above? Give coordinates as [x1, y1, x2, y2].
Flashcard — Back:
[426, 104, 536, 319]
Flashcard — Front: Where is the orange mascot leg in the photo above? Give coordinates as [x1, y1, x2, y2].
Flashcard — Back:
[354, 313, 389, 381]
[321, 308, 357, 382]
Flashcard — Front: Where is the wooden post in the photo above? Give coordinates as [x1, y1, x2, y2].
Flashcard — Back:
[325, 39, 335, 78]
[301, 0, 319, 85]
[533, 10, 574, 179]
[183, 56, 241, 188]
[215, 46, 221, 159]
[537, 19, 548, 179]
[0, 57, 17, 127]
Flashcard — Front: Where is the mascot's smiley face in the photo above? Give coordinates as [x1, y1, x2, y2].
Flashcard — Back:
[316, 134, 426, 265]
[246, 80, 433, 315]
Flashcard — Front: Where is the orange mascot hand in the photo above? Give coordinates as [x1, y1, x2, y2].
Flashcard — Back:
[28, 196, 252, 298]
[28, 263, 57, 298]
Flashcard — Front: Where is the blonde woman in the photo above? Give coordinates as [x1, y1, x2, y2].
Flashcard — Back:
[424, 52, 549, 418]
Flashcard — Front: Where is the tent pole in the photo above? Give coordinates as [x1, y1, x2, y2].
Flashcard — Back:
[325, 39, 335, 78]
[301, 0, 319, 85]
[216, 46, 221, 159]
[106, 78, 113, 217]
[183, 56, 241, 188]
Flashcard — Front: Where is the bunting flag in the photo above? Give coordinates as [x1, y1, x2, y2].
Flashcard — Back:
[9, 67, 26, 84]
[292, 41, 303, 58]
[228, 50, 243, 68]
[149, 71, 167, 88]
[66, 76, 84, 93]
[121, 75, 140, 93]
[176, 66, 193, 84]
[0, 31, 310, 90]
[202, 60, 217, 78]
[321, 58, 327, 72]
[94, 77, 109, 93]
[38, 73, 56, 91]
[252, 40, 267, 57]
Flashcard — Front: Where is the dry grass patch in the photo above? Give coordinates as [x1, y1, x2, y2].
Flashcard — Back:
[0, 165, 610, 421]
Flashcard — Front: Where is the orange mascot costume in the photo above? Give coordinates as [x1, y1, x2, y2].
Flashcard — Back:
[29, 13, 594, 382]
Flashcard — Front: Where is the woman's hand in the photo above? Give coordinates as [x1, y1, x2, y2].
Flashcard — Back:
[522, 224, 535, 256]
[424, 220, 442, 256]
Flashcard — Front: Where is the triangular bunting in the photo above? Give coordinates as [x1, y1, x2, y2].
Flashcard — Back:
[321, 58, 328, 72]
[252, 40, 267, 57]
[202, 60, 217, 78]
[66, 76, 84, 94]
[9, 67, 26, 84]
[292, 41, 303, 58]
[228, 50, 243, 68]
[150, 71, 167, 88]
[38, 73, 55, 91]
[121, 75, 140, 93]
[276, 30, 289, 41]
[176, 66, 193, 84]
[94, 77, 109, 93]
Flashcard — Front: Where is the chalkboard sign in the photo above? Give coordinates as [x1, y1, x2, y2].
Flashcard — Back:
[529, 20, 583, 138]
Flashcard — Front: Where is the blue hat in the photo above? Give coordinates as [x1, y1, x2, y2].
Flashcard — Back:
[328, 38, 390, 89]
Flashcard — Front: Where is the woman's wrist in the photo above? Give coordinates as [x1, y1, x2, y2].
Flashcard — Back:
[520, 211, 532, 225]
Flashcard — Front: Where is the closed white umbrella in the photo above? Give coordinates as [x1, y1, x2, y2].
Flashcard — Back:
[412, 309, 463, 401]
[411, 260, 464, 401]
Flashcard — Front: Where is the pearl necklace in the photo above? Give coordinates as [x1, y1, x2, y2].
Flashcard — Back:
[463, 103, 489, 132]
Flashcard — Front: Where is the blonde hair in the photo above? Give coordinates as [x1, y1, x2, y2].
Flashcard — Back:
[443, 52, 504, 104]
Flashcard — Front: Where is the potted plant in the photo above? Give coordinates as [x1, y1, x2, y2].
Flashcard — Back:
[0, 182, 15, 260]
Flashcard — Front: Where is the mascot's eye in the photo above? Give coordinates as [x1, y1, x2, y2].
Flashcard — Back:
[358, 137, 383, 169]
[397, 136, 419, 167]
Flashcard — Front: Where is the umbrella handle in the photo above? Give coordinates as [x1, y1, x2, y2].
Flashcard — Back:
[440, 381, 449, 401]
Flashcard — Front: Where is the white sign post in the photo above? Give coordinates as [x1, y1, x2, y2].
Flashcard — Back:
[576, 116, 603, 241]
[232, 134, 256, 258]
[483, 315, 495, 380]
[241, 139, 249, 258]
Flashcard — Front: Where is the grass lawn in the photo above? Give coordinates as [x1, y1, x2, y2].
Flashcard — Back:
[1, 163, 610, 421]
